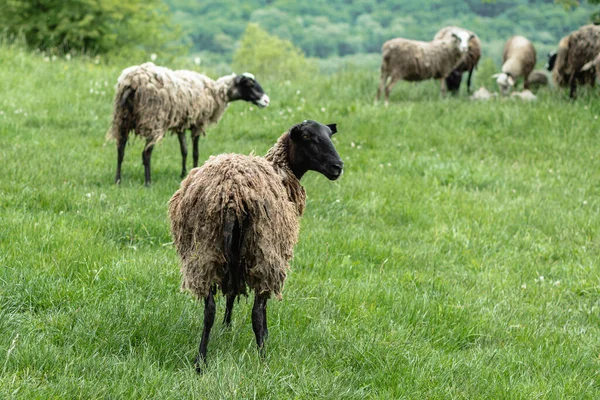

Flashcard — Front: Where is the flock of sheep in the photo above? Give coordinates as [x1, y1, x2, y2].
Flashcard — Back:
[104, 22, 599, 373]
[376, 24, 600, 103]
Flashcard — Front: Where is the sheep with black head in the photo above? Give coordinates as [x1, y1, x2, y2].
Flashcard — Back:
[108, 62, 269, 185]
[168, 120, 343, 373]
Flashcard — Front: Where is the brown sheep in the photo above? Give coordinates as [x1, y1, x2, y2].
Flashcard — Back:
[108, 62, 270, 185]
[493, 36, 536, 96]
[168, 120, 343, 373]
[375, 29, 473, 104]
[434, 26, 482, 94]
[564, 25, 600, 98]
[548, 34, 596, 91]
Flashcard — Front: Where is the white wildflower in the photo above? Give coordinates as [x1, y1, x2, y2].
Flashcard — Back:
[194, 56, 201, 66]
[150, 53, 157, 61]
[521, 283, 527, 290]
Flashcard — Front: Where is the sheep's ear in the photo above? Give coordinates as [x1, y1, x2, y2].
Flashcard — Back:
[507, 76, 515, 86]
[491, 73, 500, 79]
[327, 124, 337, 134]
[469, 33, 475, 40]
[290, 124, 303, 141]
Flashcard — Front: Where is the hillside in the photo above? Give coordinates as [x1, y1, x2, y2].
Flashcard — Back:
[165, 0, 596, 62]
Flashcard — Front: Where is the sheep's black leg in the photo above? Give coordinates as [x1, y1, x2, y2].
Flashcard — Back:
[177, 132, 188, 178]
[115, 134, 128, 184]
[467, 68, 474, 94]
[142, 142, 154, 186]
[262, 299, 268, 341]
[223, 295, 235, 326]
[195, 288, 216, 373]
[192, 135, 200, 168]
[252, 293, 268, 354]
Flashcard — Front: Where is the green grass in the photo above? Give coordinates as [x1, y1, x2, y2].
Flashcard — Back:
[1, 44, 600, 399]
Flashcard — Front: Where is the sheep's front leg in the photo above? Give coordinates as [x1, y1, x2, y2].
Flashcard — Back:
[467, 68, 474, 94]
[252, 293, 268, 354]
[192, 135, 200, 168]
[177, 132, 188, 178]
[142, 142, 155, 186]
[195, 288, 216, 373]
[440, 78, 448, 97]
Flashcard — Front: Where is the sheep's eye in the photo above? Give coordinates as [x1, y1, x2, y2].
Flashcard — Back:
[246, 80, 255, 88]
[301, 133, 311, 140]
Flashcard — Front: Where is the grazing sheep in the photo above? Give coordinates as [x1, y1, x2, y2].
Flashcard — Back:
[526, 70, 549, 89]
[434, 26, 482, 94]
[493, 36, 536, 96]
[108, 62, 270, 185]
[548, 31, 597, 94]
[375, 29, 473, 104]
[563, 25, 600, 97]
[168, 120, 343, 373]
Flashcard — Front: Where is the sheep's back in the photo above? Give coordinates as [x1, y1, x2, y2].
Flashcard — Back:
[502, 36, 536, 79]
[116, 63, 216, 142]
[567, 25, 600, 74]
[169, 154, 301, 299]
[382, 38, 448, 80]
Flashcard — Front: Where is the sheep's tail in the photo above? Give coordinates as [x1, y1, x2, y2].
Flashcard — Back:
[222, 204, 247, 296]
[105, 85, 135, 144]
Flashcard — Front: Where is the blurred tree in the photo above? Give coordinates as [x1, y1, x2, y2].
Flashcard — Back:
[0, 0, 181, 56]
[232, 23, 316, 80]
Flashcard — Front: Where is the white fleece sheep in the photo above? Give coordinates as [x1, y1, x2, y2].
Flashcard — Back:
[108, 62, 270, 185]
[376, 29, 472, 104]
[493, 36, 536, 96]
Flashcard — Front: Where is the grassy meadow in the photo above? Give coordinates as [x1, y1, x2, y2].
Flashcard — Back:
[1, 44, 600, 398]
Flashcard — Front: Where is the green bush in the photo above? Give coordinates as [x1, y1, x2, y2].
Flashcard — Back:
[232, 23, 317, 81]
[0, 0, 181, 56]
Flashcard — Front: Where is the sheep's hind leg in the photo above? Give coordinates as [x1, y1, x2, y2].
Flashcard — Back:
[192, 134, 200, 168]
[252, 293, 268, 355]
[177, 132, 188, 178]
[195, 288, 216, 374]
[115, 134, 128, 184]
[384, 76, 400, 106]
[142, 141, 155, 186]
[223, 295, 235, 326]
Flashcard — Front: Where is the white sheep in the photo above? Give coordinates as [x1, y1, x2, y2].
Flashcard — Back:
[108, 62, 270, 185]
[376, 29, 473, 104]
[168, 120, 343, 372]
[493, 36, 536, 96]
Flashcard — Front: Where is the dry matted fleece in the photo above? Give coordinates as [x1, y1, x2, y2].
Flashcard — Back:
[169, 133, 306, 300]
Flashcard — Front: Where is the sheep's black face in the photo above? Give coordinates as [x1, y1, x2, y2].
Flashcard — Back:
[547, 51, 557, 71]
[289, 120, 343, 181]
[234, 73, 270, 107]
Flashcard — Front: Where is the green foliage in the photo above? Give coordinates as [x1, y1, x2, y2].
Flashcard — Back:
[2, 44, 600, 398]
[165, 0, 597, 60]
[232, 23, 316, 81]
[0, 0, 182, 56]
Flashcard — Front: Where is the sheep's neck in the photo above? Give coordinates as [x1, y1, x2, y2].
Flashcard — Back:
[265, 133, 306, 215]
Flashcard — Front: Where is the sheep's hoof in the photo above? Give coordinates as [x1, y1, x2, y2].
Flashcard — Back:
[194, 362, 203, 374]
